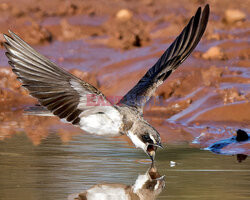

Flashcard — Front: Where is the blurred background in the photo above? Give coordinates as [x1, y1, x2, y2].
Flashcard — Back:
[0, 0, 249, 199]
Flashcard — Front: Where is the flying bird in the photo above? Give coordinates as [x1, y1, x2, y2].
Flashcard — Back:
[3, 5, 209, 161]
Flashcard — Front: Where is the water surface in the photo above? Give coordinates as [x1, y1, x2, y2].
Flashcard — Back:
[0, 132, 249, 200]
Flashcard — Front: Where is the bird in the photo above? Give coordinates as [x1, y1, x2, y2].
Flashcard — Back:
[3, 4, 209, 161]
[73, 163, 165, 200]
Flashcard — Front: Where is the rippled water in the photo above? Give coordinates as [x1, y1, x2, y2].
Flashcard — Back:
[0, 132, 249, 200]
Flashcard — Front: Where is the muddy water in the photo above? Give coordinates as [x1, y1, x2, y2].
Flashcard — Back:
[0, 132, 249, 200]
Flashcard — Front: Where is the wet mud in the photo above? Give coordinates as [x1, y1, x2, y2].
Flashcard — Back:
[0, 0, 249, 156]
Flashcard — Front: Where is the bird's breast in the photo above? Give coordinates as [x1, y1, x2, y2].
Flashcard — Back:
[79, 110, 122, 136]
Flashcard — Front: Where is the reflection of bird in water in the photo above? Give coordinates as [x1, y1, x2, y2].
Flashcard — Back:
[3, 5, 209, 161]
[72, 164, 165, 200]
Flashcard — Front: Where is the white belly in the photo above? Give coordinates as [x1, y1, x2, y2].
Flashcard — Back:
[79, 110, 122, 136]
[86, 185, 129, 200]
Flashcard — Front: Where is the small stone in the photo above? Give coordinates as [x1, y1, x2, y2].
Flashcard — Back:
[236, 129, 249, 142]
[223, 9, 246, 24]
[116, 9, 133, 21]
[0, 3, 10, 11]
[202, 46, 224, 60]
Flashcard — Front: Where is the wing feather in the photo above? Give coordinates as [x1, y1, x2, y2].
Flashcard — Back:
[119, 5, 210, 112]
[4, 31, 118, 126]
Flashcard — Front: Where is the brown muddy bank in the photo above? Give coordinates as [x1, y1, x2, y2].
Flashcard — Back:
[0, 0, 249, 155]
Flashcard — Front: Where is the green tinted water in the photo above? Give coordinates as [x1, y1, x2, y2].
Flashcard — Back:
[0, 132, 249, 200]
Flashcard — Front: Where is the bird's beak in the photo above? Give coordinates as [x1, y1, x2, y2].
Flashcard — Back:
[146, 144, 156, 162]
[147, 150, 155, 162]
[153, 142, 163, 149]
[156, 175, 165, 181]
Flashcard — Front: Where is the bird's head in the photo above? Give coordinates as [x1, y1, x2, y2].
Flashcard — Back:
[127, 121, 163, 161]
[132, 163, 165, 198]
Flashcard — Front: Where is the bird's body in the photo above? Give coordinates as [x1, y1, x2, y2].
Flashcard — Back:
[74, 164, 165, 200]
[3, 5, 210, 161]
[79, 105, 122, 136]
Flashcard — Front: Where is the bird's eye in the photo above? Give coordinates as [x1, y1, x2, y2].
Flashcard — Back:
[142, 134, 153, 143]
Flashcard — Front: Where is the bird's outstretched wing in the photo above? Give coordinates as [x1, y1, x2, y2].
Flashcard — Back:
[119, 5, 210, 113]
[4, 31, 119, 125]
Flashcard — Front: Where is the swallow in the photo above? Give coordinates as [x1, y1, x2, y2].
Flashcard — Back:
[3, 4, 209, 161]
[74, 163, 165, 200]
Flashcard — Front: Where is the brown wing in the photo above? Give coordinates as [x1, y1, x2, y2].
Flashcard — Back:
[4, 31, 116, 125]
[119, 5, 210, 113]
